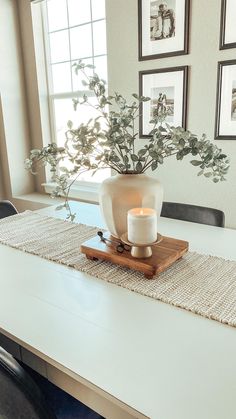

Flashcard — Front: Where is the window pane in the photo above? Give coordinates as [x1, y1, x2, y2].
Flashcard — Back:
[70, 24, 92, 60]
[49, 30, 70, 63]
[78, 166, 110, 183]
[94, 56, 107, 83]
[68, 0, 91, 26]
[47, 0, 68, 32]
[93, 20, 107, 56]
[52, 62, 72, 93]
[54, 97, 99, 146]
[53, 98, 110, 182]
[92, 0, 106, 20]
[54, 98, 75, 147]
[72, 59, 93, 91]
[40, 0, 108, 185]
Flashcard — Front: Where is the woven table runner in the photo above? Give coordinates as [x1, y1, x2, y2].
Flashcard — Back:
[0, 211, 236, 327]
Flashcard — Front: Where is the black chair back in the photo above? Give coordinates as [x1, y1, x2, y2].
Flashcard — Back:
[161, 202, 225, 227]
[0, 201, 18, 219]
[0, 347, 56, 419]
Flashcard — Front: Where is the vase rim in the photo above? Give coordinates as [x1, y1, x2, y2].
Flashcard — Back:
[116, 172, 146, 176]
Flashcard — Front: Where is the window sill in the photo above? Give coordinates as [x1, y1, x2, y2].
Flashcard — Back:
[43, 182, 99, 204]
[11, 192, 61, 213]
[11, 182, 100, 213]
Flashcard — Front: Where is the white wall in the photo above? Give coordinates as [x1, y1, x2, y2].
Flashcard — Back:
[106, 0, 236, 228]
[0, 164, 5, 198]
[1, 0, 235, 225]
[0, 0, 34, 199]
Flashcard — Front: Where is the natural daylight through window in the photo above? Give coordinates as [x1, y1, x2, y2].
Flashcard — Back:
[39, 0, 110, 184]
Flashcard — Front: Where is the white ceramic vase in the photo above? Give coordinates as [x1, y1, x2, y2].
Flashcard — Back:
[99, 174, 164, 238]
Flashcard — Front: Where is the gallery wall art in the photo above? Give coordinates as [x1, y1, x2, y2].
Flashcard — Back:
[139, 66, 188, 138]
[220, 0, 236, 50]
[215, 60, 236, 140]
[138, 0, 190, 60]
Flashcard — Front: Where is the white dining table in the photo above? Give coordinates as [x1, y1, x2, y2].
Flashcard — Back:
[0, 201, 236, 419]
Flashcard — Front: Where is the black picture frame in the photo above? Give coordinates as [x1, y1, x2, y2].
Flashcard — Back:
[138, 0, 190, 61]
[215, 60, 236, 140]
[219, 0, 236, 50]
[139, 66, 188, 138]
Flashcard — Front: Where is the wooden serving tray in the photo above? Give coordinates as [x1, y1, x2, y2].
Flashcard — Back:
[80, 232, 189, 279]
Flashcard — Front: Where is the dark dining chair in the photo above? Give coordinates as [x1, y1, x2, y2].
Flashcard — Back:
[161, 202, 225, 227]
[0, 200, 18, 219]
[22, 362, 104, 419]
[0, 346, 103, 419]
[0, 346, 56, 419]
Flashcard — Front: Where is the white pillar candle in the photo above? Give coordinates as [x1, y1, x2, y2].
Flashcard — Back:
[127, 208, 157, 245]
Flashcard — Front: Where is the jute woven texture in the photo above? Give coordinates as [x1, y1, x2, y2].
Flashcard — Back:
[1, 211, 236, 327]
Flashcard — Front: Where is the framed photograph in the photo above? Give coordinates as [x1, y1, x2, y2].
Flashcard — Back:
[139, 66, 188, 138]
[138, 0, 190, 61]
[220, 0, 236, 50]
[215, 60, 236, 140]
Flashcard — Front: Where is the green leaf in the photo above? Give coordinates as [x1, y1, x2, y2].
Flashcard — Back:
[158, 126, 167, 132]
[55, 204, 65, 211]
[131, 154, 139, 161]
[123, 155, 129, 165]
[149, 151, 159, 159]
[176, 151, 184, 160]
[110, 155, 120, 162]
[138, 149, 147, 157]
[116, 137, 125, 144]
[136, 161, 143, 172]
[157, 154, 163, 164]
[191, 148, 199, 156]
[69, 214, 76, 222]
[151, 161, 158, 171]
[190, 160, 202, 166]
[67, 120, 73, 129]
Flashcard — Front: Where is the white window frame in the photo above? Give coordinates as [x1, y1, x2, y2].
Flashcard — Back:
[36, 0, 110, 201]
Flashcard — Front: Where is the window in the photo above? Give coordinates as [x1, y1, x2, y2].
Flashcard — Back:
[34, 0, 110, 187]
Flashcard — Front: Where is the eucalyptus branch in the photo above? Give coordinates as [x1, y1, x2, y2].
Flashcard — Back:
[25, 60, 230, 220]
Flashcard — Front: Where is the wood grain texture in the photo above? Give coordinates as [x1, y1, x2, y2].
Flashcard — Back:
[81, 233, 189, 279]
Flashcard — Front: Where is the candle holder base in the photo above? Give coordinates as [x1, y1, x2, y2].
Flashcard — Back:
[80, 232, 189, 279]
[131, 245, 152, 258]
[120, 233, 162, 259]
